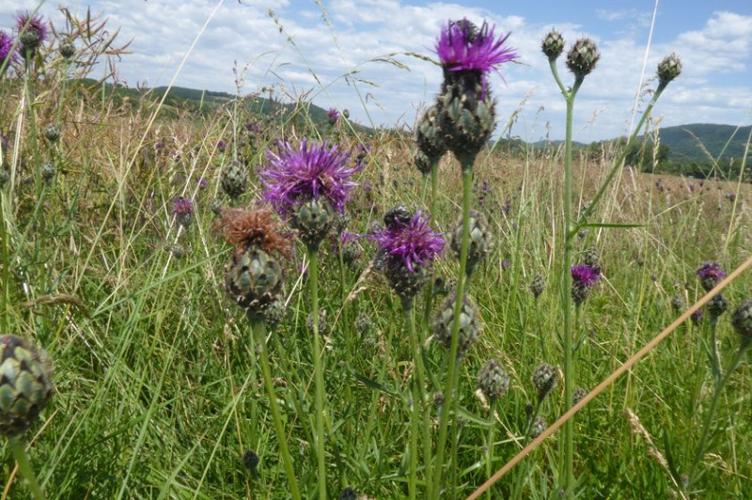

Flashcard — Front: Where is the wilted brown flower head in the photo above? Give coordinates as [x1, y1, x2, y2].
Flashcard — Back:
[215, 207, 292, 257]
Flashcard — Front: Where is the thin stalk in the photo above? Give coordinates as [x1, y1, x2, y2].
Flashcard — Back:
[423, 163, 440, 327]
[404, 297, 432, 494]
[485, 407, 496, 500]
[8, 437, 45, 500]
[432, 165, 473, 498]
[561, 82, 579, 499]
[688, 341, 751, 487]
[251, 321, 301, 500]
[307, 247, 327, 500]
[408, 382, 418, 499]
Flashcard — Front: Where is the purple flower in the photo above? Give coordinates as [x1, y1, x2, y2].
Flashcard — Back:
[327, 108, 339, 126]
[0, 31, 16, 65]
[197, 177, 208, 189]
[340, 231, 360, 245]
[571, 264, 601, 289]
[436, 19, 517, 75]
[261, 139, 360, 216]
[245, 121, 261, 134]
[216, 140, 227, 153]
[172, 197, 194, 216]
[16, 13, 48, 47]
[372, 212, 444, 272]
[697, 261, 725, 291]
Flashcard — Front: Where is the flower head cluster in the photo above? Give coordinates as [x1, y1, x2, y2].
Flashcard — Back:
[372, 211, 444, 272]
[327, 108, 339, 126]
[261, 139, 360, 216]
[697, 261, 725, 291]
[571, 263, 601, 288]
[436, 19, 517, 75]
[172, 197, 194, 217]
[0, 31, 16, 64]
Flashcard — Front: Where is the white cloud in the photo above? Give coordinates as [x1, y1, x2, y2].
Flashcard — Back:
[0, 2, 750, 142]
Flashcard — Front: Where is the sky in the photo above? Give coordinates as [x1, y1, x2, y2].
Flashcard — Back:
[2, 0, 751, 142]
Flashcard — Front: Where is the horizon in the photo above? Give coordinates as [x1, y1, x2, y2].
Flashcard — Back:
[2, 0, 751, 142]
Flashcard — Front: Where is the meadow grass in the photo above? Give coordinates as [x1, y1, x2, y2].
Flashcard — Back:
[2, 9, 752, 500]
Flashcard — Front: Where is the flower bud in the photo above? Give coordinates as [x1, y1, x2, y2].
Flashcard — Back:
[731, 299, 752, 339]
[530, 274, 546, 299]
[451, 210, 492, 276]
[433, 292, 481, 358]
[541, 30, 565, 60]
[566, 38, 600, 78]
[221, 160, 248, 200]
[532, 363, 557, 400]
[59, 42, 75, 59]
[292, 198, 333, 249]
[477, 359, 509, 401]
[657, 53, 682, 87]
[43, 124, 61, 143]
[224, 247, 284, 321]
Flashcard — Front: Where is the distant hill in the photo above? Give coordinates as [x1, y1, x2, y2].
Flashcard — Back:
[649, 124, 751, 163]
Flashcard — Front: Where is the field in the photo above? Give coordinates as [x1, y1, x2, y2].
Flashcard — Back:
[2, 8, 752, 500]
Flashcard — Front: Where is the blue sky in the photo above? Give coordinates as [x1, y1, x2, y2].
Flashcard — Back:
[2, 0, 751, 141]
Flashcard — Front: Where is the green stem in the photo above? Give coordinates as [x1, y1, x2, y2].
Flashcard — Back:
[423, 161, 440, 328]
[485, 407, 496, 500]
[432, 164, 473, 498]
[252, 321, 301, 500]
[307, 247, 327, 500]
[404, 297, 432, 495]
[688, 341, 751, 487]
[8, 437, 45, 500]
[561, 87, 577, 499]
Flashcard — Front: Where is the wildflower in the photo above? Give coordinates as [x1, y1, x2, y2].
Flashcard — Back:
[0, 31, 16, 65]
[59, 41, 75, 59]
[216, 140, 227, 153]
[372, 208, 444, 300]
[172, 197, 194, 227]
[41, 163, 56, 182]
[697, 261, 725, 292]
[707, 293, 728, 320]
[657, 53, 682, 87]
[327, 108, 339, 126]
[261, 139, 360, 248]
[0, 335, 54, 437]
[566, 38, 600, 79]
[225, 247, 284, 323]
[197, 177, 208, 189]
[215, 207, 292, 256]
[571, 263, 601, 305]
[541, 29, 565, 60]
[530, 416, 547, 438]
[435, 19, 517, 166]
[43, 124, 60, 143]
[451, 210, 491, 276]
[16, 13, 48, 56]
[581, 247, 599, 268]
[433, 291, 481, 358]
[532, 363, 557, 401]
[242, 450, 259, 473]
[572, 387, 587, 406]
[477, 359, 510, 402]
[731, 299, 752, 341]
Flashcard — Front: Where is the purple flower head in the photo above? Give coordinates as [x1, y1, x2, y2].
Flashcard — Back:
[697, 261, 725, 291]
[172, 197, 194, 216]
[436, 19, 517, 75]
[216, 140, 227, 153]
[340, 231, 360, 245]
[327, 108, 339, 126]
[261, 139, 360, 216]
[372, 212, 444, 272]
[0, 31, 17, 65]
[571, 264, 601, 289]
[16, 13, 48, 47]
[197, 177, 209, 189]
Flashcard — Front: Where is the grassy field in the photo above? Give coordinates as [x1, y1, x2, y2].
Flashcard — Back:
[2, 10, 752, 500]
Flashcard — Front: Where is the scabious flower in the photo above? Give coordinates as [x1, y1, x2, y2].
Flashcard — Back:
[172, 197, 194, 227]
[0, 31, 16, 65]
[571, 263, 601, 305]
[372, 208, 444, 300]
[327, 108, 339, 126]
[16, 13, 48, 55]
[697, 261, 725, 292]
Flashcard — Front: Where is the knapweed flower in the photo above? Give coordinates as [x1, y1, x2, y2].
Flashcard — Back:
[433, 291, 481, 358]
[262, 139, 358, 216]
[477, 359, 509, 402]
[172, 197, 194, 227]
[697, 261, 725, 292]
[541, 29, 565, 60]
[372, 209, 444, 300]
[0, 31, 16, 65]
[197, 177, 208, 189]
[657, 53, 682, 87]
[436, 19, 517, 76]
[732, 299, 752, 341]
[216, 140, 227, 153]
[435, 19, 517, 165]
[414, 105, 446, 176]
[566, 38, 600, 78]
[451, 210, 491, 276]
[16, 13, 48, 55]
[327, 108, 339, 126]
[532, 363, 557, 400]
[571, 263, 601, 305]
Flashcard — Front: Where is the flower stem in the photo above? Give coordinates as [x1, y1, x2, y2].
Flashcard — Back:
[688, 341, 751, 487]
[307, 246, 327, 500]
[423, 162, 440, 327]
[251, 321, 302, 500]
[433, 164, 473, 498]
[485, 407, 496, 500]
[561, 87, 577, 499]
[8, 437, 45, 500]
